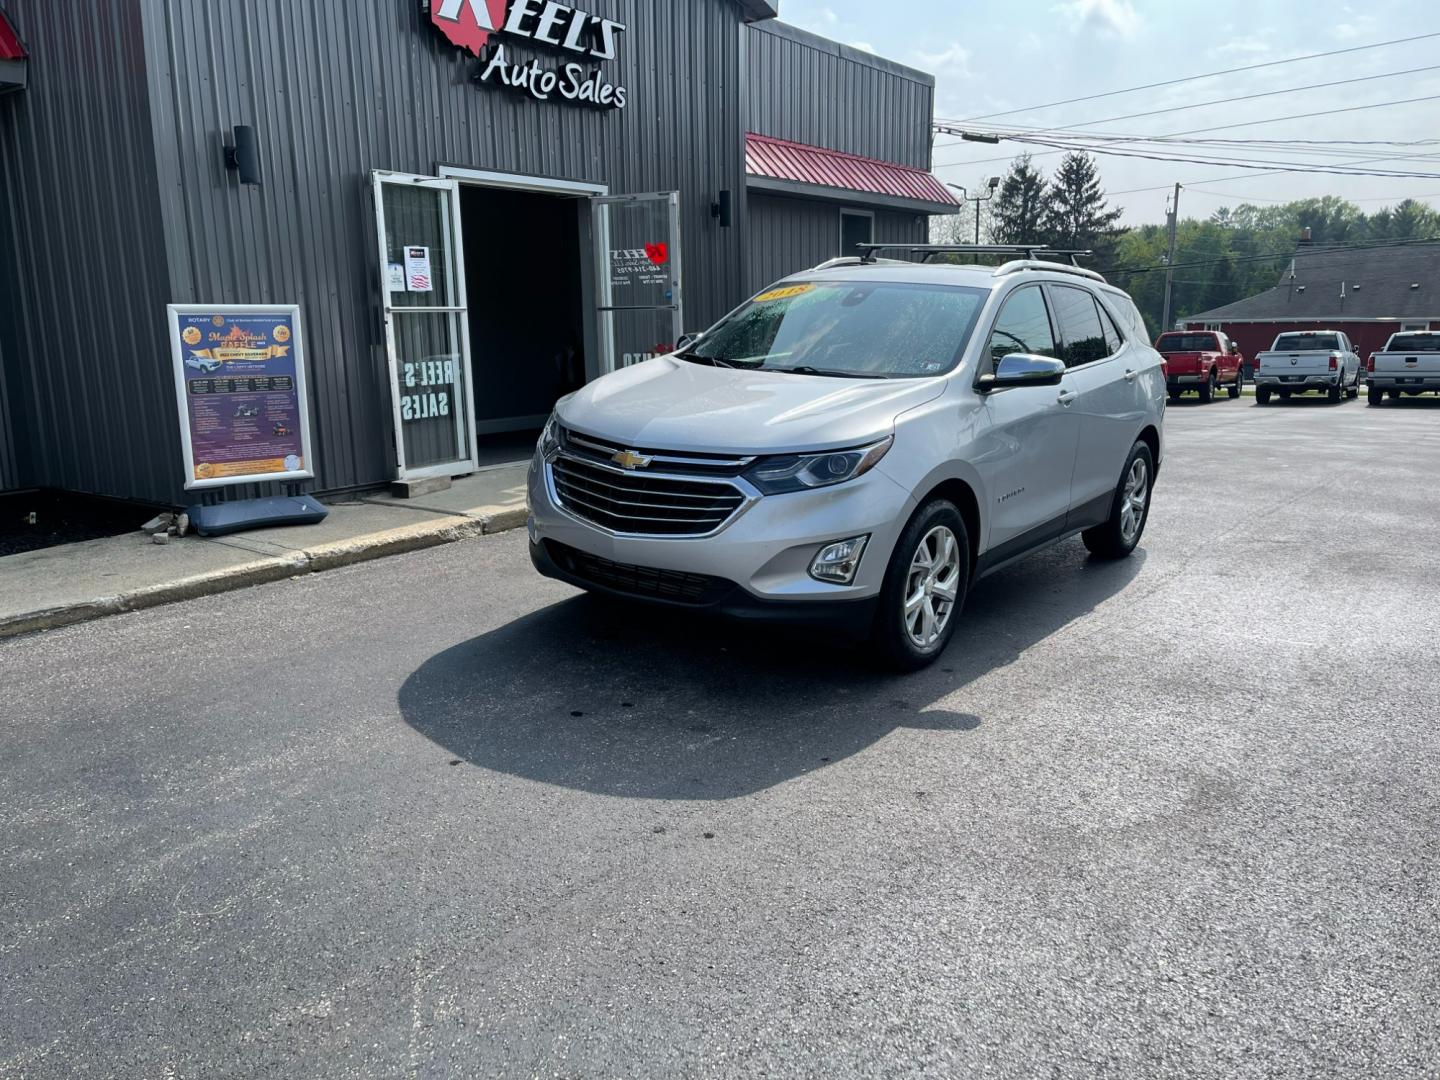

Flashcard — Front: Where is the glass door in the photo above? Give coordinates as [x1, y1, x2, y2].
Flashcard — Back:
[592, 192, 683, 373]
[373, 171, 478, 480]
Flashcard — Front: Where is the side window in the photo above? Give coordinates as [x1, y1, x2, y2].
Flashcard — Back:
[985, 286, 1058, 369]
[1049, 285, 1111, 367]
[1098, 301, 1124, 355]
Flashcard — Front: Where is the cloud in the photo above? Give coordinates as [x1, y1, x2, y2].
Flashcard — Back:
[849, 40, 876, 53]
[915, 42, 973, 76]
[1053, 0, 1143, 39]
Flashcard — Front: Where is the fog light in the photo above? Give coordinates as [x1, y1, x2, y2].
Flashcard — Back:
[809, 535, 869, 584]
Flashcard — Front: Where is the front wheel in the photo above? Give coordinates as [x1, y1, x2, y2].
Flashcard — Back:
[871, 500, 971, 671]
[1083, 441, 1154, 560]
[1228, 368, 1242, 398]
[1256, 387, 1272, 405]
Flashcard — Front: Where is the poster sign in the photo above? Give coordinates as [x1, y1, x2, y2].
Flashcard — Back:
[609, 243, 669, 290]
[387, 263, 406, 292]
[405, 246, 433, 292]
[167, 305, 315, 490]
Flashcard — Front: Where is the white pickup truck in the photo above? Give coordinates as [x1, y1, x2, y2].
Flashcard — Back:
[1366, 330, 1440, 405]
[1253, 330, 1361, 405]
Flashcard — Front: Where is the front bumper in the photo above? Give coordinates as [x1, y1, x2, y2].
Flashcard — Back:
[1255, 373, 1340, 389]
[527, 451, 914, 611]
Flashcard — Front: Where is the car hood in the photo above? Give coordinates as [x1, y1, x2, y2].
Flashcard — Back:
[555, 356, 947, 453]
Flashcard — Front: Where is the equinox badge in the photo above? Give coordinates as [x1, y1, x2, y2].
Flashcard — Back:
[611, 449, 652, 470]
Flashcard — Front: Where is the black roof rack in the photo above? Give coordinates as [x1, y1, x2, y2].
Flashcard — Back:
[855, 243, 1094, 266]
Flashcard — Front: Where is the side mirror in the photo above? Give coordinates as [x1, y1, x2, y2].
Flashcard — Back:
[977, 353, 1066, 392]
[675, 331, 703, 352]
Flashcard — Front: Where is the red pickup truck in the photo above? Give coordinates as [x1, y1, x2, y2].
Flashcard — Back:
[1155, 330, 1245, 403]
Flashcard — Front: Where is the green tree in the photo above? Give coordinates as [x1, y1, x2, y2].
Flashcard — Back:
[990, 154, 1049, 245]
[1042, 152, 1124, 261]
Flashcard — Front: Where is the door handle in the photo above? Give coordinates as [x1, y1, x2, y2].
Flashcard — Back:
[1124, 368, 1138, 382]
[1058, 390, 1077, 405]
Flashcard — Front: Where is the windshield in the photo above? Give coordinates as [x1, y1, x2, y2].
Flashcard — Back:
[1156, 333, 1219, 352]
[687, 280, 988, 378]
[1273, 332, 1340, 351]
[1388, 333, 1440, 352]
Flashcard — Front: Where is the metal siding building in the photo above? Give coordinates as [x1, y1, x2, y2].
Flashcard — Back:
[0, 0, 953, 508]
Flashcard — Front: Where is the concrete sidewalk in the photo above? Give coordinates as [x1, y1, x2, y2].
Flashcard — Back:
[0, 464, 529, 639]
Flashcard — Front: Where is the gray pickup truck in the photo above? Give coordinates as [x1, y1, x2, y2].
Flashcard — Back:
[1253, 330, 1361, 405]
[1367, 330, 1440, 405]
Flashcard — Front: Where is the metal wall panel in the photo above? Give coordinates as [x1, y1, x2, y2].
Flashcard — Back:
[141, 0, 749, 498]
[0, 336, 17, 491]
[0, 0, 179, 503]
[745, 193, 926, 295]
[746, 20, 936, 169]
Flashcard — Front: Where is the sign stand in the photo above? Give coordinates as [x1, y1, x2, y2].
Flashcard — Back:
[167, 304, 327, 537]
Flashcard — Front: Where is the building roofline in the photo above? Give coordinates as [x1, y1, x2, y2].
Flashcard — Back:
[748, 19, 935, 85]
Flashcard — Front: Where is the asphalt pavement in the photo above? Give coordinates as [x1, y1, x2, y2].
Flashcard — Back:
[3, 393, 1438, 1079]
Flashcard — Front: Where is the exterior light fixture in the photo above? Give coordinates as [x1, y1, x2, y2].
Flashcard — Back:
[711, 189, 732, 228]
[224, 125, 262, 186]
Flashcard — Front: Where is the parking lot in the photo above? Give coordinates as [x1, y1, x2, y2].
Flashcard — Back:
[3, 393, 1438, 1078]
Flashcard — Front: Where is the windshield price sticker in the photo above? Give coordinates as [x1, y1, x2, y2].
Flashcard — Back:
[754, 284, 815, 303]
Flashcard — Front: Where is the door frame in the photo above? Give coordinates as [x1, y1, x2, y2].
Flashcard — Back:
[372, 170, 479, 482]
[592, 191, 684, 375]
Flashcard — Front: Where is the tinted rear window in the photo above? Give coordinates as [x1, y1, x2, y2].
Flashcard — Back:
[1273, 332, 1340, 351]
[1387, 334, 1440, 352]
[1156, 333, 1218, 352]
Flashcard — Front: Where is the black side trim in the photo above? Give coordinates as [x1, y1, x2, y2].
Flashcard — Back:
[1065, 492, 1112, 533]
[974, 511, 1069, 580]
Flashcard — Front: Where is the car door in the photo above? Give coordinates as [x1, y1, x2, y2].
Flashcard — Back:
[1045, 284, 1141, 524]
[972, 284, 1081, 554]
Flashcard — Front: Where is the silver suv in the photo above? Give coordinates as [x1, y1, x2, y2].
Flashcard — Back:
[528, 246, 1165, 669]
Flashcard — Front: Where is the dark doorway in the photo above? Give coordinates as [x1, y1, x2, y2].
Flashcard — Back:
[460, 186, 587, 463]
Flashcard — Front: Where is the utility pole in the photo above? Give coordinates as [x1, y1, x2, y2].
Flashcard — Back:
[1161, 182, 1181, 331]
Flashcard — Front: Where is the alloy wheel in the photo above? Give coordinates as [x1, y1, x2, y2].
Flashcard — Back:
[1119, 457, 1149, 545]
[904, 525, 961, 649]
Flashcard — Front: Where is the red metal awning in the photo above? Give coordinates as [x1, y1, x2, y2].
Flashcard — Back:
[0, 9, 25, 60]
[745, 132, 959, 211]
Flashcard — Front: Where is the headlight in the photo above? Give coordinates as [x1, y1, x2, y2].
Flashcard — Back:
[537, 413, 560, 459]
[742, 436, 893, 495]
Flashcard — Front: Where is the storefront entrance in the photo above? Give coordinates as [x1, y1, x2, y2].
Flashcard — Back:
[373, 168, 684, 481]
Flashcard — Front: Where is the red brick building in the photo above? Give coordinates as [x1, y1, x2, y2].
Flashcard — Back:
[1184, 242, 1440, 369]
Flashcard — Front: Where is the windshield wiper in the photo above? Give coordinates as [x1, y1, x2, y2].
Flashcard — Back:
[770, 365, 887, 379]
[675, 351, 737, 369]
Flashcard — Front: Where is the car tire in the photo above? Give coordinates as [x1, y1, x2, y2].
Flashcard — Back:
[871, 500, 970, 671]
[1279, 389, 1292, 400]
[1168, 389, 1181, 403]
[1199, 370, 1215, 403]
[1228, 369, 1242, 398]
[1256, 387, 1271, 404]
[1348, 370, 1360, 398]
[1328, 378, 1343, 404]
[1368, 384, 1384, 406]
[1082, 440, 1154, 561]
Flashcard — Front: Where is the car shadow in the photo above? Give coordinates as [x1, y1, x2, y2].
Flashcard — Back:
[1368, 395, 1440, 409]
[1250, 394, 1355, 407]
[396, 545, 1147, 800]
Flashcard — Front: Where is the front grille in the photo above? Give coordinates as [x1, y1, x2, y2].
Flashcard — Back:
[549, 455, 748, 536]
[545, 541, 729, 604]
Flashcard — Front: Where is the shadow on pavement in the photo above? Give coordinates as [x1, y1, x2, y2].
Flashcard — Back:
[397, 545, 1146, 799]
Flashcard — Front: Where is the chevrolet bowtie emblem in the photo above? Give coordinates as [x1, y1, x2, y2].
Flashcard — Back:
[611, 449, 652, 470]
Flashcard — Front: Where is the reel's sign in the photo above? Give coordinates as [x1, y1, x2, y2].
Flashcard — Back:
[429, 0, 629, 110]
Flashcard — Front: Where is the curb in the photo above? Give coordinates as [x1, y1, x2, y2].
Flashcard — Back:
[0, 505, 526, 640]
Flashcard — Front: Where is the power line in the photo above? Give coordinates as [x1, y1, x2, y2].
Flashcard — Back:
[934, 94, 1440, 170]
[944, 31, 1440, 124]
[935, 65, 1440, 150]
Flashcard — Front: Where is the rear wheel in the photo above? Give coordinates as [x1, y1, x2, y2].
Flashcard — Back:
[871, 500, 970, 671]
[1389, 389, 1401, 400]
[1199, 369, 1216, 403]
[1328, 377, 1343, 404]
[1083, 441, 1154, 560]
[1368, 384, 1385, 406]
[1228, 368, 1242, 398]
[1256, 387, 1272, 405]
[1279, 389, 1292, 400]
[1168, 389, 1181, 403]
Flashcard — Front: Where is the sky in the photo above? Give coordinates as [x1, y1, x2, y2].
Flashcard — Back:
[777, 0, 1440, 226]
